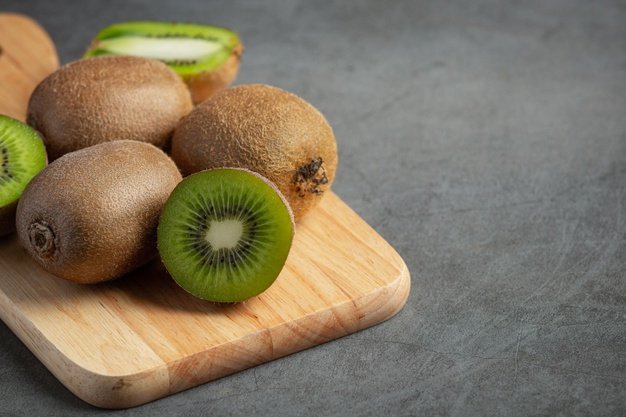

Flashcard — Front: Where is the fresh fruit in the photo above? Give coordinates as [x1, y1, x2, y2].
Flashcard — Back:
[16, 140, 182, 283]
[171, 84, 338, 222]
[0, 115, 47, 236]
[27, 55, 193, 161]
[84, 21, 243, 104]
[157, 168, 294, 302]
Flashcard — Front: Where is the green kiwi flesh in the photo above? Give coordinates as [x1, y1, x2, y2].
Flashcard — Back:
[84, 21, 241, 77]
[158, 168, 294, 303]
[0, 115, 47, 236]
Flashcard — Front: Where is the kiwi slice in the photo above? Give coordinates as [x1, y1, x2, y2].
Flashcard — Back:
[0, 115, 47, 236]
[158, 168, 294, 302]
[84, 21, 243, 103]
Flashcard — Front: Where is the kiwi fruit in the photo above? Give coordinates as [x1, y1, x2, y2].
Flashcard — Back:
[0, 115, 47, 236]
[16, 140, 182, 284]
[157, 168, 294, 302]
[84, 21, 243, 104]
[27, 55, 193, 161]
[171, 84, 338, 222]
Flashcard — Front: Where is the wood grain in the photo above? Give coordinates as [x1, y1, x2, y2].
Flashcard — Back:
[0, 194, 410, 408]
[0, 13, 59, 121]
[0, 13, 410, 409]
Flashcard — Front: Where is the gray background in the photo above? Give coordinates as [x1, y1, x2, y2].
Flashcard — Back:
[1, 0, 625, 416]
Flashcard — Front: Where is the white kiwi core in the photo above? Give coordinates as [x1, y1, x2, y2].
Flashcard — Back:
[99, 36, 222, 61]
[205, 219, 243, 249]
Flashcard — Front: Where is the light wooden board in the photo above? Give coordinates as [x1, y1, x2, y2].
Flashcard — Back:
[0, 13, 59, 120]
[0, 13, 411, 409]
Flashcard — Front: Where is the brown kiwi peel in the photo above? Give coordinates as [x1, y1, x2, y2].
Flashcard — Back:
[171, 84, 338, 221]
[27, 55, 193, 161]
[185, 42, 243, 104]
[16, 140, 182, 283]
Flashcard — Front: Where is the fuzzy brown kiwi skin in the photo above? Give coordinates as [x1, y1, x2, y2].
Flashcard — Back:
[27, 55, 193, 161]
[185, 42, 243, 104]
[171, 84, 338, 222]
[15, 140, 182, 284]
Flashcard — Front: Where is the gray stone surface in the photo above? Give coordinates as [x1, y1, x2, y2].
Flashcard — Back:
[1, 0, 625, 415]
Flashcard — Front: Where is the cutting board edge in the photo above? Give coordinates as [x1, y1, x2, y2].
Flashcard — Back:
[157, 258, 411, 408]
[0, 256, 410, 409]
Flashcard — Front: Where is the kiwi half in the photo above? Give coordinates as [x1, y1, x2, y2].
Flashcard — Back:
[0, 115, 47, 236]
[84, 21, 243, 104]
[158, 168, 294, 302]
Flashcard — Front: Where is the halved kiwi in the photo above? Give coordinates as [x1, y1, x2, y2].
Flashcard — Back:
[157, 168, 294, 302]
[84, 21, 243, 104]
[0, 115, 47, 236]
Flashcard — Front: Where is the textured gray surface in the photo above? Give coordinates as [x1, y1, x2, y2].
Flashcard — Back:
[1, 0, 626, 415]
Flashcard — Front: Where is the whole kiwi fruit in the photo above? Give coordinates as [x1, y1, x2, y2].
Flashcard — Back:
[27, 55, 193, 161]
[171, 84, 338, 221]
[16, 140, 182, 283]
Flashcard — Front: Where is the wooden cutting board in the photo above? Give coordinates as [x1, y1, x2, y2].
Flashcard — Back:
[0, 13, 410, 409]
[0, 13, 59, 120]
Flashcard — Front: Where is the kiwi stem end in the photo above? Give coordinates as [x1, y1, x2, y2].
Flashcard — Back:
[28, 221, 57, 259]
